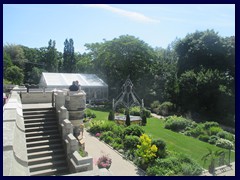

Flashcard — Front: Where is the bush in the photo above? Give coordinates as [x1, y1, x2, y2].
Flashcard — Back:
[164, 116, 192, 132]
[216, 138, 234, 150]
[208, 126, 223, 136]
[112, 142, 124, 150]
[99, 131, 114, 142]
[188, 123, 205, 138]
[152, 139, 167, 158]
[146, 153, 203, 176]
[217, 131, 234, 142]
[208, 135, 219, 144]
[198, 134, 210, 142]
[84, 109, 96, 118]
[112, 125, 124, 138]
[108, 110, 115, 121]
[125, 113, 131, 126]
[158, 101, 175, 116]
[97, 155, 112, 169]
[143, 108, 151, 118]
[123, 135, 140, 150]
[113, 137, 122, 144]
[130, 106, 141, 116]
[124, 124, 145, 137]
[150, 101, 160, 110]
[203, 121, 220, 130]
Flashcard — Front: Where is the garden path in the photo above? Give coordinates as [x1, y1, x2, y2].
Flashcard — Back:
[83, 130, 145, 176]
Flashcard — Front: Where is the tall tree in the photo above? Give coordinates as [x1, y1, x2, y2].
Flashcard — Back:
[63, 38, 75, 73]
[45, 39, 58, 72]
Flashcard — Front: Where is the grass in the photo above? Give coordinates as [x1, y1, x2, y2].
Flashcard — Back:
[87, 108, 235, 169]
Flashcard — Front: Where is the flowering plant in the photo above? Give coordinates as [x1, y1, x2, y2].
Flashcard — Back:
[95, 133, 101, 137]
[97, 155, 112, 169]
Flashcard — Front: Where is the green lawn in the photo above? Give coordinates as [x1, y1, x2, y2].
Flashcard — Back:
[88, 108, 235, 168]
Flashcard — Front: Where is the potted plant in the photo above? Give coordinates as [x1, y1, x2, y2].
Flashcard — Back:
[97, 155, 112, 170]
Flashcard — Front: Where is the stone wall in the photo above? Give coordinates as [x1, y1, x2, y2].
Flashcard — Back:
[21, 91, 52, 104]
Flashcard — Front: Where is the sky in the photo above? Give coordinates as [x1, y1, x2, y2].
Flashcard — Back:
[3, 4, 235, 53]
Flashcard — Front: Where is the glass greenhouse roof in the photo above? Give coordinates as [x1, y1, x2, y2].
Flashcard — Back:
[41, 72, 108, 87]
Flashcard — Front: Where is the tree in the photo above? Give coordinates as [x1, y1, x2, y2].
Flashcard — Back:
[5, 65, 24, 85]
[85, 35, 156, 99]
[45, 39, 58, 72]
[63, 38, 76, 73]
[3, 52, 13, 75]
[125, 111, 131, 126]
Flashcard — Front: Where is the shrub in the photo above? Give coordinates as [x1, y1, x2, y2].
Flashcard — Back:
[216, 138, 234, 150]
[152, 139, 167, 158]
[141, 115, 147, 126]
[143, 108, 151, 118]
[130, 106, 141, 116]
[100, 121, 116, 132]
[209, 126, 223, 136]
[123, 135, 140, 150]
[208, 135, 219, 144]
[188, 123, 205, 138]
[113, 137, 122, 144]
[217, 131, 234, 142]
[146, 153, 202, 176]
[158, 101, 175, 116]
[150, 100, 160, 110]
[203, 121, 220, 130]
[164, 116, 192, 132]
[198, 134, 210, 142]
[99, 131, 114, 142]
[124, 124, 145, 137]
[112, 125, 124, 138]
[112, 142, 124, 150]
[84, 109, 96, 118]
[108, 110, 115, 121]
[125, 113, 131, 126]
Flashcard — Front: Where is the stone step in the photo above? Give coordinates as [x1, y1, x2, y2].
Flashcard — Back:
[26, 138, 62, 148]
[24, 114, 56, 119]
[23, 110, 55, 115]
[29, 159, 68, 172]
[30, 166, 69, 176]
[27, 143, 63, 153]
[23, 107, 54, 112]
[26, 133, 60, 142]
[25, 121, 57, 128]
[25, 124, 58, 133]
[25, 129, 59, 137]
[28, 153, 66, 165]
[24, 117, 56, 123]
[28, 149, 65, 159]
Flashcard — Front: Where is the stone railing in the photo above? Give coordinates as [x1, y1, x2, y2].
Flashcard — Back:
[3, 92, 29, 176]
[20, 91, 52, 104]
[55, 91, 93, 173]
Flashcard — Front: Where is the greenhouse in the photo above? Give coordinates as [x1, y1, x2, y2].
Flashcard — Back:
[39, 72, 108, 102]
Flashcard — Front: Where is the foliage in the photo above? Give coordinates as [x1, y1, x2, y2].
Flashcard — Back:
[5, 65, 24, 85]
[217, 131, 234, 142]
[208, 126, 223, 136]
[141, 115, 147, 126]
[208, 135, 219, 145]
[125, 112, 131, 126]
[85, 109, 96, 118]
[215, 138, 234, 150]
[201, 148, 225, 175]
[112, 125, 124, 138]
[198, 134, 210, 142]
[97, 155, 112, 169]
[146, 152, 203, 176]
[136, 134, 158, 168]
[123, 124, 145, 137]
[164, 116, 193, 132]
[152, 139, 167, 158]
[63, 38, 76, 73]
[158, 101, 175, 116]
[123, 135, 140, 150]
[108, 110, 115, 121]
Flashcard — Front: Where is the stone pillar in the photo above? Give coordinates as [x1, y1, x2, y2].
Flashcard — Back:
[65, 90, 86, 139]
[55, 91, 65, 112]
[66, 134, 79, 157]
[62, 119, 73, 140]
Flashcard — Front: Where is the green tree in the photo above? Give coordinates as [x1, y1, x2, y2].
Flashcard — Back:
[125, 111, 131, 126]
[45, 39, 58, 72]
[3, 52, 13, 75]
[63, 38, 75, 73]
[5, 65, 24, 85]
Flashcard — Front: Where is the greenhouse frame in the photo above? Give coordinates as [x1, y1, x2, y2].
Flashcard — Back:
[39, 72, 108, 102]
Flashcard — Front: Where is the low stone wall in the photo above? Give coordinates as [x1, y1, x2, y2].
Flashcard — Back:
[21, 91, 52, 104]
[3, 92, 29, 176]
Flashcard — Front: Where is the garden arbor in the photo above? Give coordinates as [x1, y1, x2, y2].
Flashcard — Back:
[112, 77, 144, 125]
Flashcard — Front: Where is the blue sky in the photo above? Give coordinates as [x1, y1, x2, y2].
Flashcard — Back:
[3, 4, 235, 53]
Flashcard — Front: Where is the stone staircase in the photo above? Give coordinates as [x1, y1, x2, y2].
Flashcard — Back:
[23, 107, 70, 176]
